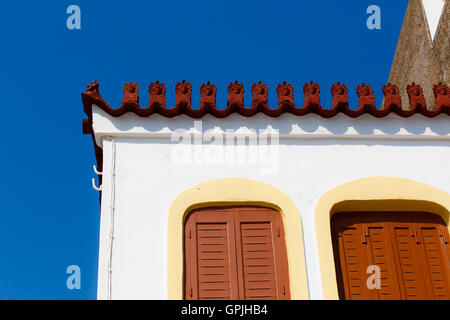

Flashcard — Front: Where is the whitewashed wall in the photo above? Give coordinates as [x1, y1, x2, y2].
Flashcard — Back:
[92, 106, 450, 300]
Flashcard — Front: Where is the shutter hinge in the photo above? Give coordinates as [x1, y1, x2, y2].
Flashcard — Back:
[282, 284, 286, 296]
[189, 229, 191, 239]
[190, 287, 193, 298]
[277, 228, 281, 238]
[411, 228, 420, 244]
[362, 226, 369, 244]
[439, 226, 449, 244]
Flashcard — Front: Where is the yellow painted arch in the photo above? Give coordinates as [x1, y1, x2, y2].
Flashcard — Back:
[167, 178, 309, 300]
[315, 177, 450, 300]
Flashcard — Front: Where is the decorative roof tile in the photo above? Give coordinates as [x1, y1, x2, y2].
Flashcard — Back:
[82, 81, 450, 125]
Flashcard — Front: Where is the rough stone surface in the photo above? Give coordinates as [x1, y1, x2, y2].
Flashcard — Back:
[434, 1, 450, 86]
[388, 0, 449, 109]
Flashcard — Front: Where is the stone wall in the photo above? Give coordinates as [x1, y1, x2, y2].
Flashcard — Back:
[388, 0, 449, 109]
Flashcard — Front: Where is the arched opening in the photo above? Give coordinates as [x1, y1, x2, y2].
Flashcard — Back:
[167, 178, 308, 300]
[332, 211, 450, 300]
[315, 177, 450, 300]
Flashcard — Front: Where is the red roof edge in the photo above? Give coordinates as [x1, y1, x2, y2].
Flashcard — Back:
[82, 80, 450, 121]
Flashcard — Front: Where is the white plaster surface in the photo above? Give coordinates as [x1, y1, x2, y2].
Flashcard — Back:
[92, 106, 450, 300]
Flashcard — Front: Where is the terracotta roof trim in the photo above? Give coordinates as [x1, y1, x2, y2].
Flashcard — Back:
[82, 81, 450, 128]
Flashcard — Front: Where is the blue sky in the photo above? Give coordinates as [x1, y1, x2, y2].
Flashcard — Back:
[0, 1, 408, 299]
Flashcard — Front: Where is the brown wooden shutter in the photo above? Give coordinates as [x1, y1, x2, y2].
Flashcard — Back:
[332, 212, 450, 300]
[234, 208, 290, 300]
[185, 209, 239, 300]
[389, 216, 431, 299]
[332, 218, 374, 300]
[415, 214, 450, 299]
[364, 219, 402, 299]
[184, 206, 290, 300]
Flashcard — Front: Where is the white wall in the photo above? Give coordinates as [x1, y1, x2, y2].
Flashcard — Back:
[92, 106, 450, 300]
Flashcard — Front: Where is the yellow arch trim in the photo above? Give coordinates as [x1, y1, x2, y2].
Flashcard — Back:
[167, 178, 309, 300]
[315, 176, 450, 300]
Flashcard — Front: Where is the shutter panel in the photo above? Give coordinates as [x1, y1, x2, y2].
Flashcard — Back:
[185, 209, 239, 300]
[332, 214, 374, 300]
[389, 219, 430, 299]
[365, 220, 402, 300]
[234, 208, 290, 300]
[185, 206, 290, 300]
[417, 222, 450, 299]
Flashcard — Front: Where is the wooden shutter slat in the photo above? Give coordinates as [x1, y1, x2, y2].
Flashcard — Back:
[244, 279, 277, 289]
[245, 288, 278, 298]
[243, 258, 274, 266]
[243, 272, 278, 282]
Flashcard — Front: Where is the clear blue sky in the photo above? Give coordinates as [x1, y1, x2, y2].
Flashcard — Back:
[0, 1, 408, 299]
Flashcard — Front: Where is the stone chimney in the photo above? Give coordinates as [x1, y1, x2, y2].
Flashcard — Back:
[387, 0, 449, 109]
